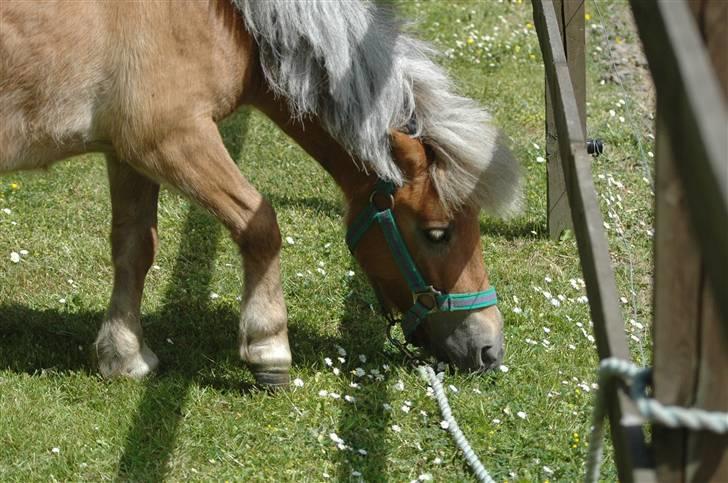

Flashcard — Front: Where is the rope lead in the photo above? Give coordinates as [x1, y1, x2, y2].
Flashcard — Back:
[418, 365, 496, 483]
[585, 358, 728, 482]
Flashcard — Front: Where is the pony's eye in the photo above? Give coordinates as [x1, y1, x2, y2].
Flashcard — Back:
[424, 228, 450, 244]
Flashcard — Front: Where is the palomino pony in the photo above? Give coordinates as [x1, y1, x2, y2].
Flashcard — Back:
[0, 0, 521, 386]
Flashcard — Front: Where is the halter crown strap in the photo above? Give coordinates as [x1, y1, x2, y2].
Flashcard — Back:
[346, 180, 498, 337]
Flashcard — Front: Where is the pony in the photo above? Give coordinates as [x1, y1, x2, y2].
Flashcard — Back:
[0, 0, 521, 386]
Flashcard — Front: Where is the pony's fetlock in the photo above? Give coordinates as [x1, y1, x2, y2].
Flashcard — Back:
[94, 323, 159, 379]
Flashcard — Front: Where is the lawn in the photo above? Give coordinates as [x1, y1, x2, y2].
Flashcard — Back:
[0, 1, 655, 481]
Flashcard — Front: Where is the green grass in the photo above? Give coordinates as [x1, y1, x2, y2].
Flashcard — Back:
[0, 1, 654, 481]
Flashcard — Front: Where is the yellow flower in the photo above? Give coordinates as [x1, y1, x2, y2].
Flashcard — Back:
[616, 36, 623, 44]
[467, 36, 474, 45]
[585, 13, 592, 21]
[514, 45, 521, 53]
[10, 182, 19, 190]
[526, 22, 533, 29]
[529, 53, 536, 60]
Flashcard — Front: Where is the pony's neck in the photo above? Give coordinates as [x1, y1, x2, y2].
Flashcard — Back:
[254, 96, 377, 211]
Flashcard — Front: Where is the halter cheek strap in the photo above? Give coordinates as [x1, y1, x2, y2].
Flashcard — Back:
[345, 180, 498, 338]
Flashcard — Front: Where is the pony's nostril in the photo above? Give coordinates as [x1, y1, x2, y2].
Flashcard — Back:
[480, 345, 499, 369]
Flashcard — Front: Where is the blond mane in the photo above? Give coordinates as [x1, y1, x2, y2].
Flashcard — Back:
[237, 0, 521, 215]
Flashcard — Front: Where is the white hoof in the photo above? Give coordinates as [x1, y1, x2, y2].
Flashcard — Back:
[96, 338, 159, 380]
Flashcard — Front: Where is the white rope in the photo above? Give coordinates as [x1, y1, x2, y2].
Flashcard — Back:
[417, 365, 495, 483]
[585, 357, 728, 482]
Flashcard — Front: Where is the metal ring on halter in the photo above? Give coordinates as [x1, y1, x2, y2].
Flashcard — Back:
[369, 190, 394, 211]
[413, 286, 441, 313]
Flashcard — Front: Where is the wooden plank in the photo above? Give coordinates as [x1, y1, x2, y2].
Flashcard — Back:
[532, 1, 655, 481]
[652, 115, 702, 483]
[563, 0, 586, 124]
[546, 0, 570, 239]
[533, 0, 628, 360]
[546, 0, 585, 240]
[630, 0, 728, 326]
[687, 2, 728, 477]
[546, 72, 572, 238]
[685, 3, 728, 481]
[653, 139, 728, 480]
[687, 0, 728, 97]
[687, 283, 728, 481]
[652, 3, 727, 481]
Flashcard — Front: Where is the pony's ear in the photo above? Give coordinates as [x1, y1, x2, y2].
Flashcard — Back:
[389, 130, 430, 178]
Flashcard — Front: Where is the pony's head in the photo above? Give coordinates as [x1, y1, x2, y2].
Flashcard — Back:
[346, 129, 520, 372]
[242, 0, 522, 371]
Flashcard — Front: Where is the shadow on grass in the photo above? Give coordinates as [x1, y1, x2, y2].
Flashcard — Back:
[0, 102, 403, 480]
[115, 203, 223, 480]
[332, 266, 411, 480]
[0, 306, 100, 374]
[116, 108, 254, 480]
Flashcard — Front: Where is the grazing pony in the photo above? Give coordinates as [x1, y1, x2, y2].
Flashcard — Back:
[0, 0, 521, 385]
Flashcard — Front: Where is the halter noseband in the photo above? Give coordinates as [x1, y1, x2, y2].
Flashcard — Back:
[345, 179, 498, 339]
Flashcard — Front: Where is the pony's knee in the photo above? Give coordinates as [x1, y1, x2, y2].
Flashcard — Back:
[234, 198, 281, 258]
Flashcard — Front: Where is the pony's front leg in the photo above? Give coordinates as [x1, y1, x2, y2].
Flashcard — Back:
[95, 157, 160, 378]
[129, 120, 291, 386]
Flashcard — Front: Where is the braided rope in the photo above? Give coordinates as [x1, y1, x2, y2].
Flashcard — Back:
[418, 365, 495, 483]
[585, 358, 728, 482]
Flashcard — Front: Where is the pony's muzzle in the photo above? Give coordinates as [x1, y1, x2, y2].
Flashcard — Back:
[424, 306, 505, 373]
[475, 331, 504, 372]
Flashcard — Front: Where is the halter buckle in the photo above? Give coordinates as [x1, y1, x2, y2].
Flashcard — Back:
[413, 286, 441, 313]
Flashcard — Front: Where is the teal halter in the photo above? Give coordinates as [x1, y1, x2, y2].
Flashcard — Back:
[345, 179, 498, 339]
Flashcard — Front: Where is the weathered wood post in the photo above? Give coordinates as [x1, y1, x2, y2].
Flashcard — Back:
[545, 0, 585, 239]
[533, 1, 656, 480]
[640, 1, 728, 481]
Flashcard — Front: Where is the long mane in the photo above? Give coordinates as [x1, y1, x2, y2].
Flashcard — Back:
[236, 0, 521, 215]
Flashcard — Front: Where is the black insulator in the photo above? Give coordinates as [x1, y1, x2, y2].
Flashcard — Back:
[587, 139, 604, 157]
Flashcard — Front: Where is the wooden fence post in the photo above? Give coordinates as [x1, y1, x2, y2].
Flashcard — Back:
[652, 1, 728, 482]
[533, 1, 655, 480]
[545, 0, 585, 239]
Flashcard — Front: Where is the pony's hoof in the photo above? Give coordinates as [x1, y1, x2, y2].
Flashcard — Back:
[97, 343, 159, 380]
[252, 368, 290, 389]
[242, 332, 292, 389]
